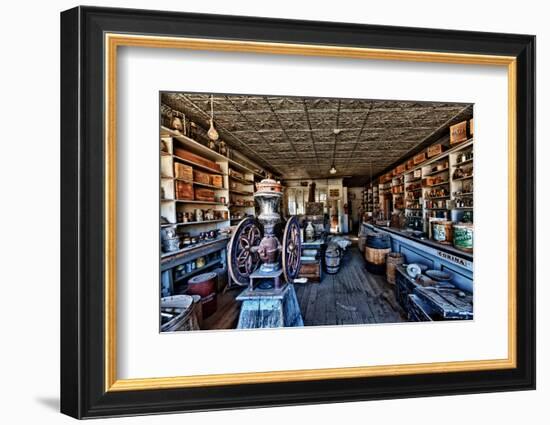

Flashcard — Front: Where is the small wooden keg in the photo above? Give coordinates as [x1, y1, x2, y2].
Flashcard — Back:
[160, 295, 200, 332]
[364, 233, 391, 275]
[325, 247, 341, 274]
[386, 252, 405, 284]
[187, 272, 218, 319]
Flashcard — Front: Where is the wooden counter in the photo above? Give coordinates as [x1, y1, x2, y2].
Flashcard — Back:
[363, 223, 473, 293]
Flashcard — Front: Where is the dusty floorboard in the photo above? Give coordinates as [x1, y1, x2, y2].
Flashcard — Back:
[294, 246, 407, 326]
[202, 245, 407, 330]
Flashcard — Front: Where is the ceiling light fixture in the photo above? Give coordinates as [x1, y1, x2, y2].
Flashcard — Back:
[329, 164, 337, 175]
[207, 95, 219, 141]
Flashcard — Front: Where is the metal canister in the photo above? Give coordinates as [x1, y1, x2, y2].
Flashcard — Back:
[187, 272, 218, 318]
[453, 223, 474, 252]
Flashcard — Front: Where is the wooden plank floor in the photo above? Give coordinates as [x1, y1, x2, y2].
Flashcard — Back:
[202, 244, 407, 330]
[294, 245, 407, 326]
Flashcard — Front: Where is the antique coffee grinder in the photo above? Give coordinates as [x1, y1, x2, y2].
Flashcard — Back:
[228, 177, 301, 291]
[228, 177, 303, 328]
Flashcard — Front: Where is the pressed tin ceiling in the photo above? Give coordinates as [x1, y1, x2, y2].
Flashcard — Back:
[161, 92, 472, 185]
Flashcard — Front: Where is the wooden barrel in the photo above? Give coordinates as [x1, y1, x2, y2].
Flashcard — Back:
[325, 247, 341, 274]
[364, 233, 391, 274]
[187, 272, 218, 319]
[386, 252, 405, 284]
[160, 295, 200, 332]
[358, 234, 367, 252]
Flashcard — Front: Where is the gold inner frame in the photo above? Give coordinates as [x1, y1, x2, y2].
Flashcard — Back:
[104, 33, 517, 392]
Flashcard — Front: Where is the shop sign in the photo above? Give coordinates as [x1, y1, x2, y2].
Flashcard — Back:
[437, 250, 473, 270]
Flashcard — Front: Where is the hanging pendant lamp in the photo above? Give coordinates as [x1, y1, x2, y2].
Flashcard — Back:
[207, 95, 219, 141]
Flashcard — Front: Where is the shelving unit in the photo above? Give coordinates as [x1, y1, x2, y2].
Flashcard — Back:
[159, 126, 266, 297]
[449, 142, 474, 222]
[370, 138, 473, 233]
[228, 167, 255, 222]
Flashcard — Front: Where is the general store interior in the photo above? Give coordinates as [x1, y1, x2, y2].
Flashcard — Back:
[159, 93, 474, 331]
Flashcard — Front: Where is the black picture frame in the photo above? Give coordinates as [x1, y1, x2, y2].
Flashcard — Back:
[61, 6, 536, 419]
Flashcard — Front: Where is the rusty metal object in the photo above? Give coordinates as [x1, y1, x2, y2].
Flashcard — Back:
[255, 177, 282, 193]
[282, 216, 301, 283]
[227, 217, 262, 286]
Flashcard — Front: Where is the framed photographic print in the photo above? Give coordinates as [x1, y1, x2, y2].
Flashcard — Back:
[60, 6, 536, 419]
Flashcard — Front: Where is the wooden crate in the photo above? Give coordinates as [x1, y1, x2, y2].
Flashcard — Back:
[427, 143, 444, 158]
[193, 169, 211, 185]
[229, 169, 244, 180]
[406, 158, 414, 170]
[194, 188, 215, 202]
[175, 181, 193, 200]
[174, 148, 222, 172]
[174, 163, 193, 181]
[469, 118, 474, 137]
[298, 261, 321, 283]
[450, 121, 468, 145]
[413, 152, 426, 165]
[396, 163, 407, 174]
[210, 174, 223, 188]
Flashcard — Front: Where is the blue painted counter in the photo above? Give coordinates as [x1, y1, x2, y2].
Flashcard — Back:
[363, 224, 473, 293]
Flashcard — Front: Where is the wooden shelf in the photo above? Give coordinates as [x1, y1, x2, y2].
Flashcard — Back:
[174, 178, 226, 190]
[176, 200, 228, 206]
[230, 204, 254, 208]
[160, 236, 230, 259]
[172, 154, 225, 176]
[159, 127, 266, 178]
[425, 208, 448, 210]
[453, 175, 474, 182]
[424, 167, 449, 177]
[453, 192, 474, 197]
[161, 219, 229, 227]
[425, 181, 449, 188]
[453, 207, 474, 210]
[425, 196, 450, 200]
[229, 175, 255, 185]
[229, 189, 253, 196]
[453, 158, 473, 167]
[174, 259, 222, 283]
[376, 139, 474, 181]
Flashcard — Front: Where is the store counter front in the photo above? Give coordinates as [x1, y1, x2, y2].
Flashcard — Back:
[362, 223, 473, 293]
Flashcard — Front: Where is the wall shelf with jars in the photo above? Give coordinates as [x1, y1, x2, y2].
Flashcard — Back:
[159, 126, 267, 296]
[449, 142, 474, 222]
